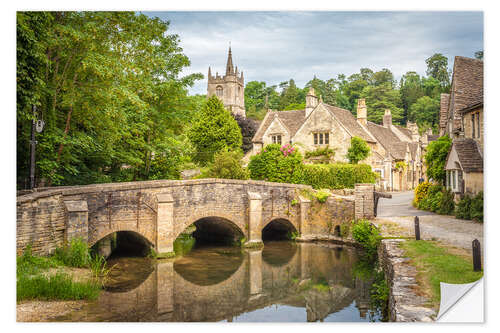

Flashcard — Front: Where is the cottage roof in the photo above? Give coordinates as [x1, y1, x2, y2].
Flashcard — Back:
[366, 122, 407, 160]
[440, 93, 450, 131]
[449, 56, 483, 131]
[448, 138, 483, 173]
[252, 109, 305, 143]
[322, 104, 375, 143]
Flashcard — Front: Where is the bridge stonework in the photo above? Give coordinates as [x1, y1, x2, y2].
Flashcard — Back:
[16, 179, 373, 256]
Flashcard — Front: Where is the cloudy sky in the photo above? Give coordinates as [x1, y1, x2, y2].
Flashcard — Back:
[143, 11, 483, 95]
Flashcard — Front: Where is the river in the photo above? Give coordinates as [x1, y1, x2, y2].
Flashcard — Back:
[55, 241, 384, 322]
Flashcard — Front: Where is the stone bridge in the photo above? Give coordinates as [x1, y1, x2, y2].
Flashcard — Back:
[16, 179, 375, 256]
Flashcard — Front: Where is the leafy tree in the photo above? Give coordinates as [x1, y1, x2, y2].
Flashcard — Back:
[244, 80, 280, 120]
[372, 68, 395, 87]
[346, 137, 370, 164]
[474, 50, 483, 60]
[207, 150, 249, 180]
[188, 96, 242, 164]
[233, 114, 258, 153]
[408, 96, 440, 129]
[424, 135, 452, 183]
[425, 53, 451, 89]
[361, 83, 404, 124]
[399, 71, 424, 123]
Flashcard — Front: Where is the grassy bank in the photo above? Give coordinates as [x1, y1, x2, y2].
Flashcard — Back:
[400, 240, 483, 308]
[17, 239, 109, 302]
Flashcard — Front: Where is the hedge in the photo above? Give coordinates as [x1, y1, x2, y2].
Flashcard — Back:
[292, 163, 377, 189]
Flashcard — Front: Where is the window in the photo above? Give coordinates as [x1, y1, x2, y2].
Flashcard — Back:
[216, 86, 223, 98]
[452, 170, 456, 190]
[477, 113, 480, 139]
[472, 114, 476, 138]
[272, 135, 282, 144]
[313, 132, 330, 145]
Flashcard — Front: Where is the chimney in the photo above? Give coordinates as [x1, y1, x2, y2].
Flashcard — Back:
[383, 109, 392, 128]
[407, 121, 419, 141]
[305, 87, 318, 117]
[357, 99, 367, 125]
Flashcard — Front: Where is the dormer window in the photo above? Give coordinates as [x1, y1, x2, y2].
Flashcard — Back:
[313, 132, 329, 145]
[272, 135, 282, 144]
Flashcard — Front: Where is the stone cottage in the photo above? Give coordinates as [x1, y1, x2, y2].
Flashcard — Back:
[440, 56, 483, 196]
[251, 88, 426, 191]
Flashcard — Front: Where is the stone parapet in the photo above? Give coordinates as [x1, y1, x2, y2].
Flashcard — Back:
[355, 183, 375, 219]
[378, 239, 436, 322]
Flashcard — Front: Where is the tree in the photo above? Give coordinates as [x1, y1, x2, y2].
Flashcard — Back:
[16, 12, 202, 187]
[474, 50, 483, 60]
[408, 96, 440, 129]
[361, 83, 404, 124]
[188, 96, 242, 164]
[424, 135, 452, 184]
[346, 137, 370, 164]
[399, 71, 424, 123]
[207, 150, 249, 180]
[233, 114, 258, 153]
[425, 53, 451, 89]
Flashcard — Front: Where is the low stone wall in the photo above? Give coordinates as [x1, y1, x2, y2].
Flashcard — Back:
[378, 239, 436, 322]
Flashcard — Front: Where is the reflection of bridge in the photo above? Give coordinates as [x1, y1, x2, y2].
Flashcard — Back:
[63, 243, 372, 322]
[17, 179, 375, 256]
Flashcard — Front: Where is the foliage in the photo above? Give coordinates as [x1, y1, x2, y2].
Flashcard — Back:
[304, 146, 335, 160]
[16, 12, 202, 188]
[370, 270, 389, 319]
[424, 135, 452, 183]
[287, 230, 300, 240]
[206, 150, 249, 180]
[417, 185, 455, 215]
[313, 189, 330, 203]
[414, 181, 432, 204]
[173, 233, 196, 256]
[54, 238, 90, 268]
[361, 82, 404, 124]
[351, 219, 382, 257]
[346, 136, 370, 164]
[425, 53, 451, 89]
[291, 199, 298, 206]
[401, 240, 483, 308]
[188, 96, 243, 164]
[408, 96, 440, 130]
[233, 114, 258, 153]
[293, 163, 377, 189]
[457, 192, 483, 222]
[340, 223, 350, 238]
[474, 51, 483, 60]
[248, 144, 303, 183]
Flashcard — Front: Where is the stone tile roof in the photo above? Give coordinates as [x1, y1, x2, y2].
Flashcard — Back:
[322, 104, 375, 143]
[452, 138, 483, 173]
[252, 110, 305, 143]
[449, 56, 483, 131]
[395, 125, 412, 140]
[366, 122, 406, 160]
[440, 93, 450, 132]
[408, 142, 419, 160]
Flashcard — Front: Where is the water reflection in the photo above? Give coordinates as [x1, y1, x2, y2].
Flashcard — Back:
[56, 242, 381, 322]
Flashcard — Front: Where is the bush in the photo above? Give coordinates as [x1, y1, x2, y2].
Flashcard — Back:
[305, 146, 335, 160]
[417, 185, 454, 215]
[293, 163, 377, 189]
[206, 150, 249, 180]
[346, 136, 370, 164]
[438, 188, 455, 215]
[470, 191, 483, 222]
[313, 189, 331, 203]
[248, 144, 303, 183]
[455, 194, 472, 220]
[54, 238, 90, 268]
[414, 181, 431, 205]
[424, 135, 452, 183]
[351, 220, 382, 257]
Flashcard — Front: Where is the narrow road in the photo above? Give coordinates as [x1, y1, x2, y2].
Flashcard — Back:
[374, 191, 483, 255]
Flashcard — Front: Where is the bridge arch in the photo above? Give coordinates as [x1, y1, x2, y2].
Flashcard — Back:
[262, 217, 297, 241]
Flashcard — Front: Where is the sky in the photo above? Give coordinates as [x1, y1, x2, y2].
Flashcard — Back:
[143, 11, 483, 95]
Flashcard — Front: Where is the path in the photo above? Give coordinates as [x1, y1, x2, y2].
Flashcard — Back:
[374, 191, 483, 255]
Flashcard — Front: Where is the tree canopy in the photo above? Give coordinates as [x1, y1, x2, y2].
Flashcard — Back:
[424, 135, 452, 184]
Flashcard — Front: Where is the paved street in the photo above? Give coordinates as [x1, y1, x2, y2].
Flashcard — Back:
[374, 191, 484, 255]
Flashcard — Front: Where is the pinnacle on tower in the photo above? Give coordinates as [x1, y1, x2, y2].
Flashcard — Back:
[208, 66, 212, 79]
[226, 45, 234, 75]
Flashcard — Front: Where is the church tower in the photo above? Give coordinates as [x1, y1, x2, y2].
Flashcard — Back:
[207, 46, 246, 118]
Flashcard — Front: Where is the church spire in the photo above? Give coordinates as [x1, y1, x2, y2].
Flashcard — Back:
[226, 44, 234, 75]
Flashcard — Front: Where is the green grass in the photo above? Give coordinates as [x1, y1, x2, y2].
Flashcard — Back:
[17, 272, 100, 301]
[400, 240, 483, 307]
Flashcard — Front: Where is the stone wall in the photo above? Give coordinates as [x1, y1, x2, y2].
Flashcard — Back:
[378, 239, 436, 322]
[355, 184, 375, 219]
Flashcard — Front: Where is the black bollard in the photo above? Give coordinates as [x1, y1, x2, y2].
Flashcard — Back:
[414, 216, 420, 240]
[472, 239, 482, 271]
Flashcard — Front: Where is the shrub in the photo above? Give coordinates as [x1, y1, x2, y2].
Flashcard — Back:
[414, 181, 431, 204]
[248, 144, 303, 183]
[455, 194, 472, 220]
[305, 146, 335, 160]
[54, 238, 90, 268]
[293, 163, 376, 189]
[470, 191, 483, 222]
[351, 219, 382, 257]
[206, 150, 249, 180]
[438, 188, 455, 215]
[346, 136, 370, 164]
[313, 189, 331, 203]
[424, 135, 452, 183]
